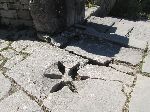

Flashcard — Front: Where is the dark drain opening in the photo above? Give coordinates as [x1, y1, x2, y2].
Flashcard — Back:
[50, 81, 65, 93]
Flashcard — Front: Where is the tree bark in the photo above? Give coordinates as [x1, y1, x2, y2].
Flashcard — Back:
[29, 0, 85, 34]
[87, 0, 117, 16]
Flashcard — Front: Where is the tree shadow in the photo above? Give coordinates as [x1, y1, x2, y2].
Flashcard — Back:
[0, 19, 129, 60]
[64, 22, 129, 60]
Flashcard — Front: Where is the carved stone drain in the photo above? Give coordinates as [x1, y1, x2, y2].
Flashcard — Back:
[44, 61, 90, 93]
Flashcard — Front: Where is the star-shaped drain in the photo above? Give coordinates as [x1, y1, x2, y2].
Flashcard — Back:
[44, 61, 90, 93]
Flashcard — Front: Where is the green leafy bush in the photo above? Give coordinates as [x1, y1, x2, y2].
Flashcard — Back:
[110, 0, 150, 20]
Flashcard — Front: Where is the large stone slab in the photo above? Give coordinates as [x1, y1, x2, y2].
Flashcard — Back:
[66, 39, 120, 64]
[129, 21, 150, 49]
[107, 19, 135, 36]
[43, 79, 126, 112]
[82, 18, 147, 49]
[114, 47, 143, 66]
[78, 64, 134, 85]
[0, 72, 11, 100]
[4, 55, 24, 69]
[0, 49, 18, 59]
[87, 16, 121, 33]
[129, 75, 150, 112]
[0, 41, 9, 51]
[142, 52, 150, 73]
[109, 63, 135, 74]
[66, 38, 143, 65]
[0, 91, 43, 112]
[6, 42, 88, 100]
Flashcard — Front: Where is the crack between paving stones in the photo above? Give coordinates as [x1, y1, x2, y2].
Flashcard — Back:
[65, 49, 112, 66]
[125, 27, 134, 38]
[0, 59, 50, 112]
[2, 72, 50, 112]
[122, 74, 137, 112]
[109, 65, 135, 76]
[137, 43, 149, 77]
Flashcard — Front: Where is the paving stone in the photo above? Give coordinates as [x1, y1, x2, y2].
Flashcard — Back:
[0, 41, 9, 51]
[6, 43, 88, 100]
[0, 72, 11, 100]
[78, 64, 134, 85]
[114, 47, 143, 66]
[129, 75, 150, 112]
[0, 90, 43, 112]
[66, 38, 143, 65]
[66, 39, 121, 64]
[142, 52, 150, 73]
[11, 40, 39, 52]
[107, 19, 135, 36]
[129, 21, 150, 49]
[87, 16, 121, 33]
[83, 25, 147, 50]
[91, 19, 147, 49]
[0, 49, 18, 59]
[4, 55, 23, 69]
[0, 60, 3, 65]
[43, 79, 126, 112]
[109, 63, 135, 74]
[85, 6, 100, 18]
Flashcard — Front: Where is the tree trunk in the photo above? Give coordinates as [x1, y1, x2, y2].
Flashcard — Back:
[87, 0, 117, 16]
[29, 0, 85, 34]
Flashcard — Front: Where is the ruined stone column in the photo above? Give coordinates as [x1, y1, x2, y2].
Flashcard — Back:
[29, 0, 85, 34]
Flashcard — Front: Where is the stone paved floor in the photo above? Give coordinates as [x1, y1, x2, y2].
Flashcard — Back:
[0, 11, 150, 112]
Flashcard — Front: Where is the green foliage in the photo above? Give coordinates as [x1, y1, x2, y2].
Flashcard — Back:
[141, 0, 150, 13]
[110, 0, 150, 20]
[86, 0, 95, 8]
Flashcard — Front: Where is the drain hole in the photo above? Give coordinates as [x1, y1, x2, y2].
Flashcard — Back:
[80, 76, 90, 80]
[68, 63, 80, 80]
[44, 74, 62, 79]
[50, 81, 65, 93]
[66, 81, 78, 93]
[58, 61, 65, 75]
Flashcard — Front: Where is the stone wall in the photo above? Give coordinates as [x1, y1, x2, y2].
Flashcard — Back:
[0, 0, 33, 27]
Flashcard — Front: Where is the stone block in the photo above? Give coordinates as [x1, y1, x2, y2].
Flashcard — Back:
[0, 72, 11, 100]
[6, 43, 88, 100]
[0, 91, 43, 112]
[129, 75, 150, 112]
[142, 52, 150, 73]
[78, 64, 134, 85]
[43, 79, 126, 112]
[0, 10, 17, 18]
[17, 10, 31, 20]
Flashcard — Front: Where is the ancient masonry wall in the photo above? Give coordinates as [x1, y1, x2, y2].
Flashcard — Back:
[0, 0, 33, 27]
